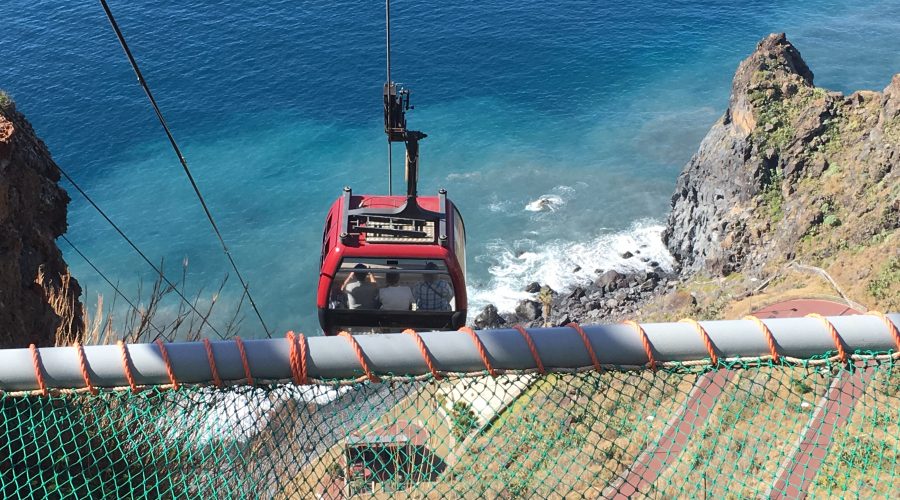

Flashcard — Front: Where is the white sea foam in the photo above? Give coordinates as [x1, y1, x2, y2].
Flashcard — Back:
[446, 171, 482, 181]
[468, 220, 674, 313]
[525, 194, 565, 212]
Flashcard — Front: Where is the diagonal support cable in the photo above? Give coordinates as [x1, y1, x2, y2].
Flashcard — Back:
[60, 235, 169, 341]
[98, 0, 271, 337]
[57, 166, 225, 339]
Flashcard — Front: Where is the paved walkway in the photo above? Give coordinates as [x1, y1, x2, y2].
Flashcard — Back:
[750, 298, 861, 318]
[604, 298, 866, 498]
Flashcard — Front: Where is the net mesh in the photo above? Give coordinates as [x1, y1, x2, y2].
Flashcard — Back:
[1, 352, 897, 498]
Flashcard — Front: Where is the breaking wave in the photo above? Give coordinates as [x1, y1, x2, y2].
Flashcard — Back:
[467, 220, 674, 313]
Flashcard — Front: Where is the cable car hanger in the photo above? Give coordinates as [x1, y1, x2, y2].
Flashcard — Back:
[316, 0, 468, 334]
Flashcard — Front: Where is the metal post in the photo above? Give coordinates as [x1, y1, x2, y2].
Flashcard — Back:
[0, 314, 896, 392]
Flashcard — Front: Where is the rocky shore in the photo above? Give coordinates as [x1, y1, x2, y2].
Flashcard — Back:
[474, 33, 899, 328]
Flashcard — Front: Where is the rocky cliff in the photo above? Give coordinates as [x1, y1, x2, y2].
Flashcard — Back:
[664, 33, 899, 278]
[476, 33, 899, 329]
[0, 94, 83, 347]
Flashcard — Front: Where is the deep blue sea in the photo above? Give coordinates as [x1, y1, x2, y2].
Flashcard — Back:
[3, 0, 899, 337]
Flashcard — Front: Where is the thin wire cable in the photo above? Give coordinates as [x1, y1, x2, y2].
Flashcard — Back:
[55, 186, 224, 337]
[99, 0, 270, 338]
[60, 234, 168, 340]
[386, 0, 393, 195]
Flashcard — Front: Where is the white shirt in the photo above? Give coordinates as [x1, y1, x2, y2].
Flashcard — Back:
[378, 285, 414, 310]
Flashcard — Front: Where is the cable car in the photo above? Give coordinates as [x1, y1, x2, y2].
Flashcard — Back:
[316, 187, 467, 335]
[316, 12, 467, 335]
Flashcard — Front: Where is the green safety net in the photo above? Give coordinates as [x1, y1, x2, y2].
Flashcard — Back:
[1, 351, 897, 498]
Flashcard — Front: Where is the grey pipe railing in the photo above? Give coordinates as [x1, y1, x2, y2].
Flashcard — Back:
[0, 314, 897, 392]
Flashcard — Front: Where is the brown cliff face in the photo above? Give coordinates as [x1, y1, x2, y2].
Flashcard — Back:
[0, 97, 83, 347]
[663, 33, 900, 281]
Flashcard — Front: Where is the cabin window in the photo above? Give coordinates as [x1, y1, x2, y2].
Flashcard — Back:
[329, 258, 456, 312]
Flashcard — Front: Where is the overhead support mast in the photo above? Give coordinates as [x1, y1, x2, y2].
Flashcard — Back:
[383, 0, 427, 200]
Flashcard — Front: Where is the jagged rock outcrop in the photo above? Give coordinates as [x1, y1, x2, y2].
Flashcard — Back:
[0, 97, 83, 347]
[471, 33, 899, 328]
[664, 33, 900, 276]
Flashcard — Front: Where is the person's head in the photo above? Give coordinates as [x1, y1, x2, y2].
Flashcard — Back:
[352, 263, 368, 281]
[386, 269, 400, 286]
[423, 262, 438, 282]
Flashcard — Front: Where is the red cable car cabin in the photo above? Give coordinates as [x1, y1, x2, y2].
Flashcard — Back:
[317, 187, 467, 335]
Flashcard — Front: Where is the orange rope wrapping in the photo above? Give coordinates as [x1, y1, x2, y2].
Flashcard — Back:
[513, 325, 545, 374]
[202, 338, 223, 388]
[623, 320, 657, 371]
[867, 311, 900, 353]
[338, 331, 380, 382]
[403, 329, 442, 380]
[458, 327, 498, 377]
[116, 340, 139, 393]
[743, 316, 780, 362]
[73, 342, 98, 395]
[234, 336, 254, 386]
[808, 313, 848, 363]
[680, 319, 719, 366]
[154, 340, 179, 390]
[29, 344, 48, 396]
[286, 331, 308, 385]
[566, 322, 602, 373]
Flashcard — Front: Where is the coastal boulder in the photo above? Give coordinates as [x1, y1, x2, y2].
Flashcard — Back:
[514, 299, 542, 321]
[594, 270, 625, 291]
[473, 304, 506, 329]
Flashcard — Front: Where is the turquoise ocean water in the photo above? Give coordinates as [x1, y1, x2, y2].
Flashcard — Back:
[3, 0, 899, 336]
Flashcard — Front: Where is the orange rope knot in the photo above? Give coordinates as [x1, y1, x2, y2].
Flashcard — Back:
[743, 316, 780, 362]
[866, 311, 900, 353]
[679, 319, 719, 366]
[29, 344, 49, 397]
[566, 322, 602, 373]
[513, 325, 545, 374]
[234, 336, 254, 386]
[459, 327, 498, 377]
[155, 340, 179, 390]
[203, 338, 223, 387]
[404, 329, 442, 380]
[73, 342, 98, 395]
[117, 340, 139, 393]
[807, 313, 848, 363]
[338, 331, 380, 382]
[286, 331, 309, 385]
[623, 320, 657, 371]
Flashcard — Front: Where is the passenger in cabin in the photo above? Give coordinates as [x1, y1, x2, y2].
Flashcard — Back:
[413, 262, 453, 311]
[378, 269, 414, 310]
[340, 263, 379, 309]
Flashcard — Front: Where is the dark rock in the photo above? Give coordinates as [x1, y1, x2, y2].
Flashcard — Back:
[595, 270, 624, 291]
[514, 300, 542, 322]
[524, 281, 541, 293]
[473, 304, 506, 329]
[620, 251, 634, 259]
[572, 265, 581, 273]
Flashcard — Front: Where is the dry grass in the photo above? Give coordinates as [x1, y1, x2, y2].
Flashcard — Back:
[42, 260, 242, 347]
